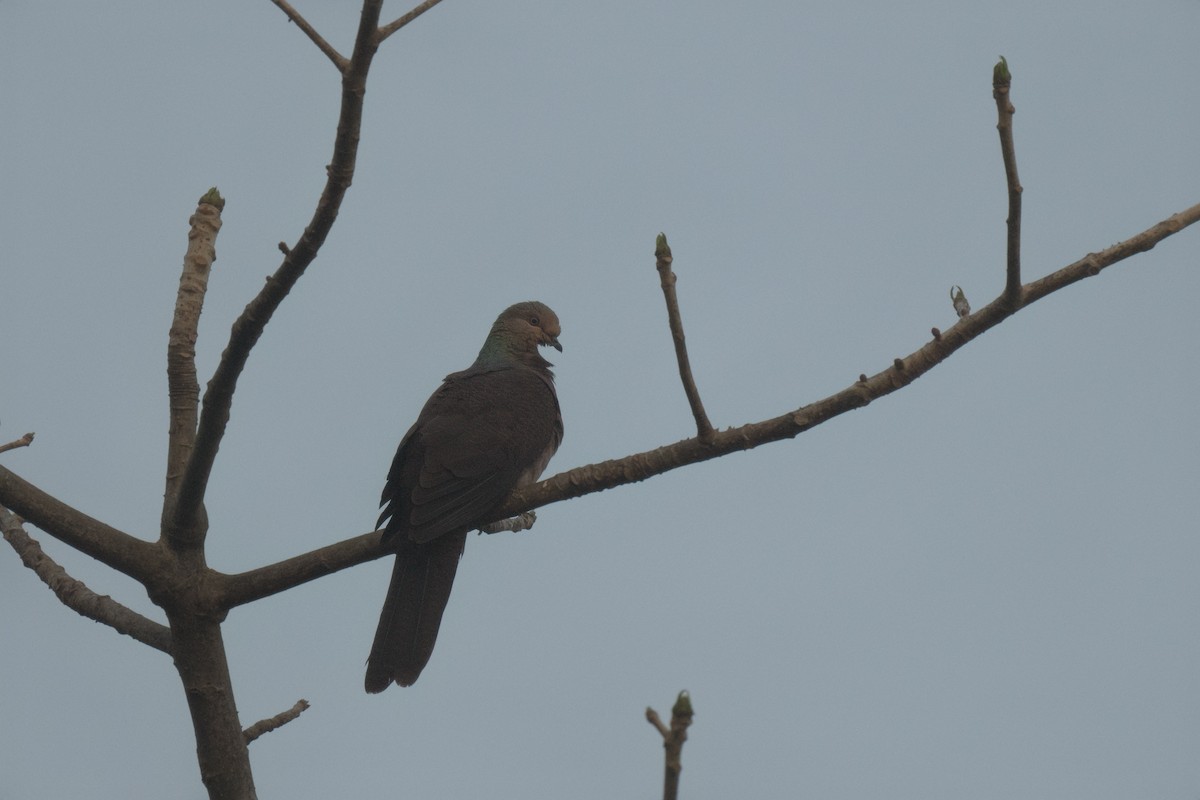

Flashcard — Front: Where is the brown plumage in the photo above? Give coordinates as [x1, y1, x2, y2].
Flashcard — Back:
[365, 302, 563, 692]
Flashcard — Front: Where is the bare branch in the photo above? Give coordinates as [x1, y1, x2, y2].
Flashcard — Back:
[0, 465, 160, 580]
[218, 529, 384, 609]
[993, 57, 1023, 308]
[210, 202, 1199, 607]
[1, 507, 172, 653]
[502, 202, 1200, 519]
[243, 699, 311, 744]
[269, 0, 349, 72]
[0, 432, 35, 454]
[170, 0, 387, 548]
[655, 234, 715, 442]
[646, 691, 693, 800]
[377, 0, 447, 43]
[1022, 202, 1200, 304]
[162, 191, 223, 544]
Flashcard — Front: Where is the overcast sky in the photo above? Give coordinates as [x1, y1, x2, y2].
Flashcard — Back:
[3, 1, 1199, 798]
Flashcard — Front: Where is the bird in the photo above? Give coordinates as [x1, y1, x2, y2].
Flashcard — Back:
[365, 301, 564, 692]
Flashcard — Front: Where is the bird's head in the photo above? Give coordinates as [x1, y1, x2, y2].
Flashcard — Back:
[483, 301, 562, 365]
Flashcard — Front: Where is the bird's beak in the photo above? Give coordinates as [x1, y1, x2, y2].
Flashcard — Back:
[546, 337, 563, 353]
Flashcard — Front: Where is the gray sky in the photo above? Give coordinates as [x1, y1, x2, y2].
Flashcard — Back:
[3, 1, 1199, 798]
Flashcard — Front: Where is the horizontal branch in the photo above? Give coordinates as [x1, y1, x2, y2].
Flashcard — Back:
[218, 530, 383, 608]
[1, 507, 172, 653]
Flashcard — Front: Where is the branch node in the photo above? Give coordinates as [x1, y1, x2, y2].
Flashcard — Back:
[931, 327, 942, 341]
[893, 358, 905, 371]
[646, 691, 693, 800]
[198, 187, 225, 210]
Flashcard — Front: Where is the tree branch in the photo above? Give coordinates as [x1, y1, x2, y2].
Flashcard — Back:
[0, 465, 160, 580]
[243, 699, 310, 744]
[209, 202, 1198, 606]
[162, 190, 223, 548]
[0, 432, 34, 454]
[170, 0, 386, 548]
[993, 56, 1022, 309]
[501, 202, 1200, 517]
[655, 234, 715, 442]
[1, 507, 172, 654]
[269, 0, 349, 72]
[218, 529, 384, 609]
[377, 0, 447, 43]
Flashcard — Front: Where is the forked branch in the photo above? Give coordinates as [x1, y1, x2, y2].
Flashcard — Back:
[216, 201, 1200, 607]
[170, 0, 389, 547]
[646, 691, 694, 800]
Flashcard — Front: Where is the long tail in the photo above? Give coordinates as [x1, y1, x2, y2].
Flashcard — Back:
[364, 531, 467, 692]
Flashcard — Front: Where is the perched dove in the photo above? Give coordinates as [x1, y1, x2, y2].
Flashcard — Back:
[365, 302, 563, 692]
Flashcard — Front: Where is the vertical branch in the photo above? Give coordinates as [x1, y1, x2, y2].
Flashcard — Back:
[645, 690, 694, 800]
[655, 234, 715, 442]
[163, 189, 223, 544]
[993, 56, 1023, 309]
[168, 610, 257, 799]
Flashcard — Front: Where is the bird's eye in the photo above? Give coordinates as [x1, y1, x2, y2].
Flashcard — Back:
[528, 316, 540, 326]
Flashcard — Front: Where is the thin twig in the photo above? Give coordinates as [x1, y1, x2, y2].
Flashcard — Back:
[646, 691, 693, 800]
[655, 233, 715, 442]
[269, 0, 349, 72]
[0, 432, 35, 454]
[377, 0, 447, 43]
[0, 507, 172, 653]
[242, 699, 311, 743]
[993, 57, 1022, 309]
